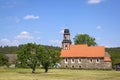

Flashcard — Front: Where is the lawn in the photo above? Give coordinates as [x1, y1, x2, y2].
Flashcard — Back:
[0, 68, 120, 80]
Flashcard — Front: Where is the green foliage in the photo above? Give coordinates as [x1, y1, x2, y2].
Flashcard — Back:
[106, 47, 120, 68]
[74, 34, 97, 46]
[0, 53, 8, 66]
[37, 46, 51, 72]
[17, 43, 61, 73]
[0, 46, 18, 54]
[37, 45, 61, 72]
[17, 43, 38, 73]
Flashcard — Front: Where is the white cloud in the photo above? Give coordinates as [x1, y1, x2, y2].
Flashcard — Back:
[0, 31, 42, 46]
[87, 0, 103, 4]
[24, 15, 39, 20]
[49, 40, 62, 47]
[1, 39, 10, 45]
[96, 25, 102, 29]
[11, 40, 19, 46]
[59, 29, 64, 34]
[15, 31, 34, 40]
[0, 38, 19, 46]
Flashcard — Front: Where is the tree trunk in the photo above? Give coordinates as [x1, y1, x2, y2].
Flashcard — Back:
[32, 68, 35, 73]
[44, 62, 49, 73]
[45, 67, 48, 73]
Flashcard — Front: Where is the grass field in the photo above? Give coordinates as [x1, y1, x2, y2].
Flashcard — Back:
[0, 68, 120, 80]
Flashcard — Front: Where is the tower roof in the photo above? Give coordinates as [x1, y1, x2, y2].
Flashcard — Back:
[64, 29, 70, 34]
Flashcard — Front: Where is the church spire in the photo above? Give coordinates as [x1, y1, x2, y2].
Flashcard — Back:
[62, 29, 72, 50]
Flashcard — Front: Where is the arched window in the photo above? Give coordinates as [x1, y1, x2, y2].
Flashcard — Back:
[65, 45, 68, 50]
[64, 58, 68, 63]
[96, 58, 100, 63]
[78, 58, 82, 63]
[89, 58, 93, 63]
[65, 45, 67, 47]
[71, 58, 75, 63]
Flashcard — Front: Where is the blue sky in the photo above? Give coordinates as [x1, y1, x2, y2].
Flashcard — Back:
[0, 0, 120, 47]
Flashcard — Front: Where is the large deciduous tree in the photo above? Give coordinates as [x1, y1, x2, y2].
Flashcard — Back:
[17, 43, 38, 73]
[74, 34, 97, 46]
[17, 43, 61, 73]
[37, 46, 61, 72]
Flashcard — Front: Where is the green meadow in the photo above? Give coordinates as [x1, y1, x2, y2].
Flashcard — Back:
[0, 68, 120, 80]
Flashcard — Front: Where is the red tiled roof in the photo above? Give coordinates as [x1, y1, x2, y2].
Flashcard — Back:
[61, 44, 105, 58]
[61, 44, 111, 62]
[104, 57, 111, 62]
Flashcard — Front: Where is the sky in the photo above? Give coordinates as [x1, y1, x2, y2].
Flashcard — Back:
[0, 0, 120, 47]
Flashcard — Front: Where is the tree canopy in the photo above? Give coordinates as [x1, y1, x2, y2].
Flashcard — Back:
[17, 43, 38, 73]
[74, 34, 97, 46]
[37, 45, 61, 72]
[17, 43, 61, 73]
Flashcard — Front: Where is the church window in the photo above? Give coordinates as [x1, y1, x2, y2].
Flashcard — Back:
[65, 45, 69, 50]
[96, 58, 100, 63]
[65, 45, 67, 47]
[65, 45, 68, 49]
[89, 58, 93, 63]
[64, 58, 68, 63]
[78, 58, 82, 63]
[71, 58, 75, 63]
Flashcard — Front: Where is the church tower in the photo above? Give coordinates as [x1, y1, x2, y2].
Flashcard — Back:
[62, 29, 72, 50]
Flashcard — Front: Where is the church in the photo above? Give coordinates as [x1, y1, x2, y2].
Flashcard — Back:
[60, 29, 112, 69]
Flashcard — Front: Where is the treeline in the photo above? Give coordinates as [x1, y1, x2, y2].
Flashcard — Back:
[106, 47, 120, 68]
[0, 46, 18, 54]
[0, 44, 61, 54]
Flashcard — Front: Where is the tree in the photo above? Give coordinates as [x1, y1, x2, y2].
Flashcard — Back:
[17, 43, 38, 73]
[50, 48, 61, 67]
[17, 43, 61, 73]
[74, 34, 97, 46]
[37, 45, 61, 72]
[0, 53, 8, 66]
[38, 46, 51, 72]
